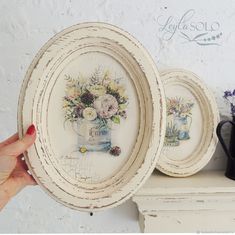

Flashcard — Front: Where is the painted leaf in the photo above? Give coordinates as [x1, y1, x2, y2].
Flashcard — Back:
[119, 103, 127, 110]
[111, 115, 120, 124]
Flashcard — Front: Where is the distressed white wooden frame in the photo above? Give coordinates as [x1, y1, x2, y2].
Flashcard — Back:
[156, 69, 219, 177]
[17, 22, 166, 211]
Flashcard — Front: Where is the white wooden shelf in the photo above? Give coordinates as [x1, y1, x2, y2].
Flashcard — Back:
[132, 170, 235, 233]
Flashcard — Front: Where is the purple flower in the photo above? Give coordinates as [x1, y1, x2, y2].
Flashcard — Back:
[80, 92, 94, 105]
[231, 103, 235, 116]
[224, 90, 233, 98]
[223, 89, 235, 116]
[76, 106, 84, 117]
[109, 146, 121, 156]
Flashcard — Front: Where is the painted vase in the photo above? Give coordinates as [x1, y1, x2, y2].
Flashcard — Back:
[165, 114, 192, 146]
[77, 118, 111, 152]
[216, 115, 235, 180]
[175, 115, 191, 140]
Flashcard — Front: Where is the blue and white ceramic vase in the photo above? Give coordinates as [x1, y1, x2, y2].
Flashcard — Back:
[78, 119, 111, 152]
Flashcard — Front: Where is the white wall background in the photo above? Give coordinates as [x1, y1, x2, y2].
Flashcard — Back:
[0, 0, 234, 232]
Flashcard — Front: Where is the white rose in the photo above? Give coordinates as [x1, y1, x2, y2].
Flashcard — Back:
[82, 107, 97, 121]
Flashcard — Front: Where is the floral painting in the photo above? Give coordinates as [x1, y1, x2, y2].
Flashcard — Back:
[165, 97, 194, 146]
[63, 67, 128, 156]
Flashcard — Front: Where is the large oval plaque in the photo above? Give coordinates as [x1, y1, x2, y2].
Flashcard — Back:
[18, 23, 166, 211]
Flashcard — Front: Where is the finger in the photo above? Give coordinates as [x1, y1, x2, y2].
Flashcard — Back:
[17, 156, 37, 185]
[0, 169, 36, 206]
[0, 124, 36, 157]
[0, 155, 17, 184]
[24, 174, 37, 185]
[0, 133, 19, 148]
[0, 158, 36, 210]
[17, 155, 35, 181]
[0, 155, 30, 185]
[12, 158, 37, 185]
[17, 155, 29, 171]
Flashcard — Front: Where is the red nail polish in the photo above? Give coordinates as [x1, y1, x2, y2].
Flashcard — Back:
[26, 124, 35, 135]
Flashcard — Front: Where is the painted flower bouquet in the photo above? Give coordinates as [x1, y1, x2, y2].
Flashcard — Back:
[63, 68, 128, 156]
[166, 97, 194, 117]
[165, 97, 194, 146]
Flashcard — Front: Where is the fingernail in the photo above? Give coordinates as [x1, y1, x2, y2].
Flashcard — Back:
[26, 124, 35, 135]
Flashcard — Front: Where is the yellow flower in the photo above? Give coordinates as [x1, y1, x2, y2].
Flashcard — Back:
[66, 86, 80, 98]
[89, 85, 106, 96]
[79, 146, 87, 153]
[108, 81, 126, 97]
[117, 85, 126, 97]
[108, 80, 119, 91]
[63, 100, 68, 106]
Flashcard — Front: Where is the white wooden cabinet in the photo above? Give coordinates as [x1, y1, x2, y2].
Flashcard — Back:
[132, 170, 235, 233]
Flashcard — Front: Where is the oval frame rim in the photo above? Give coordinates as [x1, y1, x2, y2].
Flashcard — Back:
[156, 68, 219, 177]
[17, 22, 166, 211]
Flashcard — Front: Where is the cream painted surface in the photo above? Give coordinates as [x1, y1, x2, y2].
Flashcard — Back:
[0, 0, 235, 232]
[133, 170, 235, 232]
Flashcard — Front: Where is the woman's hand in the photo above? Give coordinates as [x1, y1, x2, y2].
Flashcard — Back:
[0, 124, 36, 211]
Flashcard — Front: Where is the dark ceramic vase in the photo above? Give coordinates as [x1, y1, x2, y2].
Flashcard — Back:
[216, 115, 235, 180]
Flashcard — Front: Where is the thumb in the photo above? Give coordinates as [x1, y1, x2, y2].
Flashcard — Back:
[0, 124, 36, 157]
